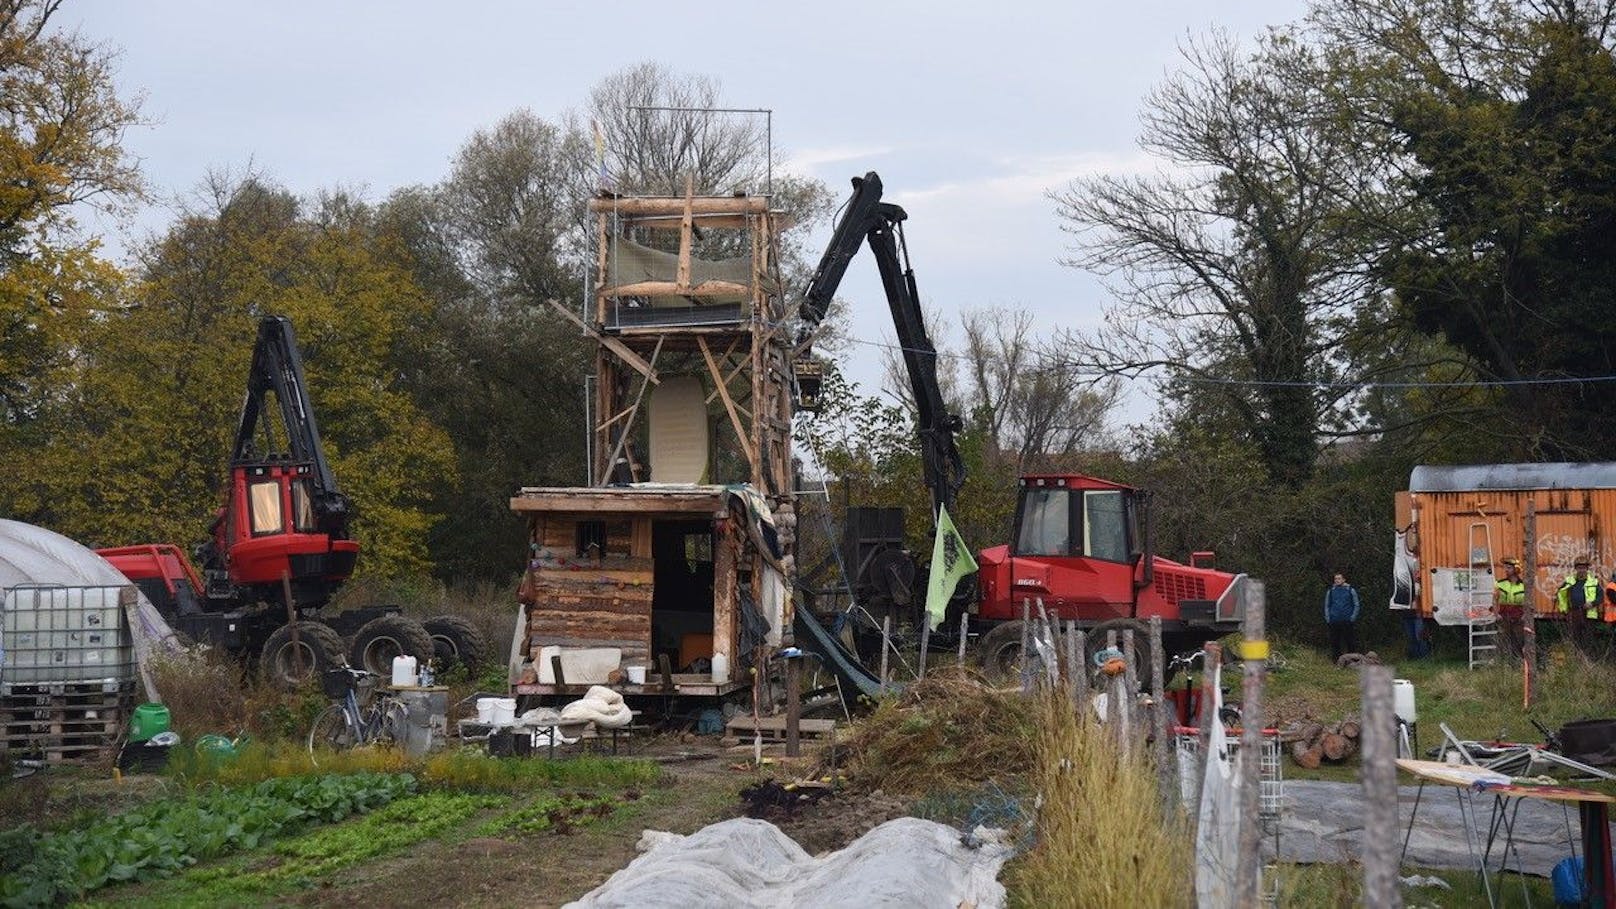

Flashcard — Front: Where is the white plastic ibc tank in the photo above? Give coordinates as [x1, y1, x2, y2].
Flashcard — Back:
[1393, 678, 1417, 724]
[0, 586, 131, 685]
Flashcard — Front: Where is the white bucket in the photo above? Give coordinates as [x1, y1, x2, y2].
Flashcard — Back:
[1393, 678, 1417, 724]
[626, 666, 647, 685]
[711, 653, 730, 684]
[391, 654, 418, 688]
[476, 697, 497, 724]
[491, 697, 517, 726]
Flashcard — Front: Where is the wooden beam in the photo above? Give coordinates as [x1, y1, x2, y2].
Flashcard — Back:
[588, 195, 770, 216]
[713, 517, 737, 684]
[700, 336, 756, 466]
[600, 280, 750, 299]
[547, 299, 658, 384]
[676, 176, 694, 292]
[597, 337, 663, 486]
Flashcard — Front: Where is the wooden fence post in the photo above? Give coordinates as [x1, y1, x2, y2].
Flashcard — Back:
[1361, 665, 1403, 909]
[1123, 629, 1138, 752]
[1066, 621, 1080, 705]
[1524, 500, 1539, 710]
[1236, 592, 1267, 907]
[1150, 617, 1172, 818]
[879, 616, 891, 692]
[957, 611, 969, 665]
[1019, 599, 1033, 694]
[918, 618, 930, 680]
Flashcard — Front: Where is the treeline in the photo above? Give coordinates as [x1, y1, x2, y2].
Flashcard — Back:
[810, 0, 1616, 646]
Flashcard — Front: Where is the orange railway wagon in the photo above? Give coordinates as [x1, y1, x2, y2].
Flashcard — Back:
[1393, 463, 1616, 623]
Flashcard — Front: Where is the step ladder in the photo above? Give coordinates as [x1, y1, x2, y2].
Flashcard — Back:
[1467, 522, 1499, 669]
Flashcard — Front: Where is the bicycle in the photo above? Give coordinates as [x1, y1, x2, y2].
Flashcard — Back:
[307, 666, 408, 757]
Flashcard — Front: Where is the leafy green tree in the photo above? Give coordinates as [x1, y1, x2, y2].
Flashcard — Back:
[1316, 0, 1616, 457]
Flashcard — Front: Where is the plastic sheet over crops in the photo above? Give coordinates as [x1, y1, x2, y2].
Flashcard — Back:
[564, 816, 1010, 909]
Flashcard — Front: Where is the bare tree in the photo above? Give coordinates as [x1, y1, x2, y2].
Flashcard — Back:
[1051, 31, 1390, 486]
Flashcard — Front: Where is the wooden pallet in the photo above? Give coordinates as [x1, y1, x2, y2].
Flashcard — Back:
[0, 681, 135, 763]
[726, 716, 838, 743]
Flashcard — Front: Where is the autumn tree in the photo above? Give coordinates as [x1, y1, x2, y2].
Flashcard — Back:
[24, 175, 454, 579]
[0, 0, 141, 438]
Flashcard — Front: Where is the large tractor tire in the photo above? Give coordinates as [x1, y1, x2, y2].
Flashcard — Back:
[261, 621, 346, 689]
[422, 615, 491, 675]
[976, 620, 1027, 681]
[1084, 618, 1153, 691]
[349, 615, 435, 676]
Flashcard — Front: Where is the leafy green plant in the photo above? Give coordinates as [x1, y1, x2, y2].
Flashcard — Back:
[0, 772, 415, 907]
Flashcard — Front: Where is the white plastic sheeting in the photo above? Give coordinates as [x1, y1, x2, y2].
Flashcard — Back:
[0, 519, 187, 693]
[1194, 661, 1247, 908]
[565, 816, 1009, 909]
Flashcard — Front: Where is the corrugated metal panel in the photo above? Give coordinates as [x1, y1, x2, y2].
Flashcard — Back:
[1408, 486, 1616, 618]
[1409, 462, 1616, 492]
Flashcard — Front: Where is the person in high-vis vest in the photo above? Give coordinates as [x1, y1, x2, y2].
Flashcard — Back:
[1557, 556, 1601, 651]
[1605, 571, 1616, 625]
[1495, 557, 1527, 659]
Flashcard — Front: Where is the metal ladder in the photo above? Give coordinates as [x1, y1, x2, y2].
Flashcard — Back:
[1466, 522, 1499, 669]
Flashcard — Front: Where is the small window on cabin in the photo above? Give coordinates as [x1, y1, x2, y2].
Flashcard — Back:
[576, 521, 606, 558]
[249, 480, 284, 535]
[290, 479, 316, 532]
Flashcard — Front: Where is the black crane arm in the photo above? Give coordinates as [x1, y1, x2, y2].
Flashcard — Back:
[231, 316, 351, 531]
[800, 172, 966, 518]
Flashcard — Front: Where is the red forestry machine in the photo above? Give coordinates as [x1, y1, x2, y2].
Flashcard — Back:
[796, 173, 1259, 680]
[98, 316, 488, 683]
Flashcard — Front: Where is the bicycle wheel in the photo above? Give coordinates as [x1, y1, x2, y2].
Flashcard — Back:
[371, 699, 409, 747]
[308, 704, 358, 755]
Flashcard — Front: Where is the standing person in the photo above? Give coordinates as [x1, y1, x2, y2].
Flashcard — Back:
[1324, 572, 1362, 663]
[1556, 556, 1601, 652]
[1494, 558, 1527, 659]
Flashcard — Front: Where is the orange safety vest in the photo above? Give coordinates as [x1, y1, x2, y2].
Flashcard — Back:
[1605, 581, 1616, 623]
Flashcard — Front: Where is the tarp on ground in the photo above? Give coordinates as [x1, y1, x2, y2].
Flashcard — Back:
[564, 816, 1009, 909]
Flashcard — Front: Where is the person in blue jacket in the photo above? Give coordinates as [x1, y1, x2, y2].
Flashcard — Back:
[1324, 572, 1362, 662]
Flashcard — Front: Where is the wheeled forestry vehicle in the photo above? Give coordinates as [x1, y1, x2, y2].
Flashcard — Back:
[98, 317, 488, 684]
[798, 173, 1257, 677]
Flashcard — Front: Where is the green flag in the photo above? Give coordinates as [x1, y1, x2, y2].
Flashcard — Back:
[925, 504, 977, 631]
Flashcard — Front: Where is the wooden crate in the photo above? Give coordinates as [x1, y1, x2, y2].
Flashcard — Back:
[0, 680, 135, 763]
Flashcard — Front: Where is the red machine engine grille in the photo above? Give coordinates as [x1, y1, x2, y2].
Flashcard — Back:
[1154, 570, 1207, 603]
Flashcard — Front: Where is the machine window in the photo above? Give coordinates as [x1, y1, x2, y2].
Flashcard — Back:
[1084, 490, 1130, 562]
[290, 479, 316, 532]
[249, 480, 284, 535]
[1015, 488, 1072, 556]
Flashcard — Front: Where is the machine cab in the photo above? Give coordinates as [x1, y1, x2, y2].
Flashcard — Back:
[210, 461, 358, 606]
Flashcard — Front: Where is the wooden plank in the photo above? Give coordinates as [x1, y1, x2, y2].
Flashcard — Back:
[631, 518, 652, 560]
[512, 491, 726, 516]
[597, 336, 664, 486]
[727, 716, 836, 734]
[588, 195, 770, 216]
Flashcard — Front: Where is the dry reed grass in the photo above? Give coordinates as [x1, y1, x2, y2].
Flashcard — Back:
[1005, 692, 1191, 909]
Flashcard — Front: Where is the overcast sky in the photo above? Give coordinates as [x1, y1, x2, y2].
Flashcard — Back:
[72, 0, 1309, 423]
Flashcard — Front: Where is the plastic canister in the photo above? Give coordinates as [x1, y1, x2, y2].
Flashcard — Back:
[1393, 678, 1417, 724]
[476, 697, 497, 724]
[491, 697, 516, 726]
[626, 666, 647, 685]
[129, 703, 171, 743]
[711, 653, 730, 684]
[391, 654, 418, 688]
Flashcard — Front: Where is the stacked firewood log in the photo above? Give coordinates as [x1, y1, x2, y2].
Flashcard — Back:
[1282, 717, 1362, 769]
